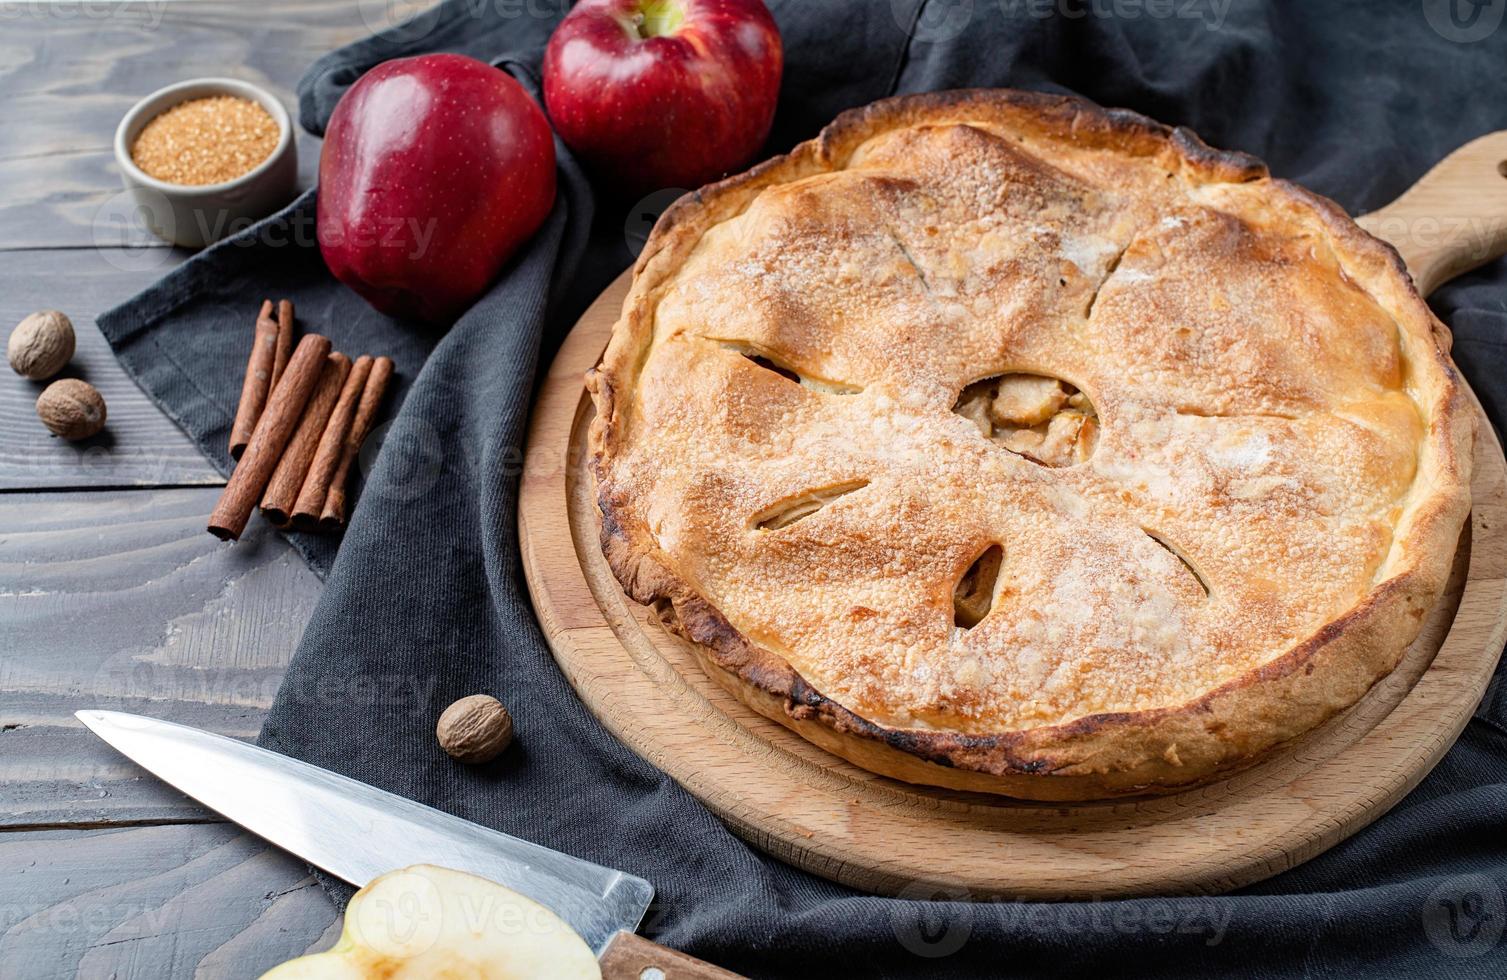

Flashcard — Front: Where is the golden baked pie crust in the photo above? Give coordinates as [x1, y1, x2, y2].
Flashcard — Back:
[587, 89, 1475, 799]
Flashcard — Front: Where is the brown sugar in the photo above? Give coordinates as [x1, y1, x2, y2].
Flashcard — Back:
[130, 95, 280, 186]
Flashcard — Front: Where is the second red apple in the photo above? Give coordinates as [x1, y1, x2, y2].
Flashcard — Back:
[542, 0, 783, 194]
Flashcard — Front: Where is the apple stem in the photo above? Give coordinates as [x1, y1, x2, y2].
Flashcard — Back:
[632, 0, 683, 39]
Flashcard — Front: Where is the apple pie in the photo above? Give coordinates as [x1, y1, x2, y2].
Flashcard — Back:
[587, 89, 1475, 799]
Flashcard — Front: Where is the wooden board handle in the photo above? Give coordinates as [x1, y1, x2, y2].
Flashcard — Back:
[1356, 130, 1507, 297]
[598, 930, 745, 980]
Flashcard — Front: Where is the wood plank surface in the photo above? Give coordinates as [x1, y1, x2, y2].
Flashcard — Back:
[0, 3, 381, 976]
[0, 825, 339, 979]
[0, 0, 371, 250]
[0, 249, 222, 489]
[0, 0, 386, 487]
[0, 487, 322, 827]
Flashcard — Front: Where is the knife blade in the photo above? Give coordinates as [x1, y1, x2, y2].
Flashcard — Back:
[74, 709, 654, 956]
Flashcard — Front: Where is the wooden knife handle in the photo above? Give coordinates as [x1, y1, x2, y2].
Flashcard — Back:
[598, 930, 745, 980]
[1356, 130, 1507, 297]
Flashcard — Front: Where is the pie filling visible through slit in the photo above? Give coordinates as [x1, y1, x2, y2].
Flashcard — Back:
[587, 90, 1475, 800]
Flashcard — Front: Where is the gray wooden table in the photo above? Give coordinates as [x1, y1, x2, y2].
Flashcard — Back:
[0, 3, 424, 975]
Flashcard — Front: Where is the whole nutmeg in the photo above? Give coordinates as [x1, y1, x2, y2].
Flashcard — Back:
[8, 311, 76, 380]
[37, 379, 107, 440]
[436, 694, 514, 764]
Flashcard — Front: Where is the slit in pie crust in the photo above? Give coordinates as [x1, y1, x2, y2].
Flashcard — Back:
[586, 89, 1475, 800]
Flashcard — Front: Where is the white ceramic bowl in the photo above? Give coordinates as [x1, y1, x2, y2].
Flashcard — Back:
[114, 77, 298, 249]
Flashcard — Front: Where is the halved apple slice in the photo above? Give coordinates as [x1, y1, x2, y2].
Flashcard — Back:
[261, 864, 601, 979]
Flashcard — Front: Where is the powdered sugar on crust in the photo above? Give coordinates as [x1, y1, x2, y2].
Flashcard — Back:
[593, 98, 1463, 744]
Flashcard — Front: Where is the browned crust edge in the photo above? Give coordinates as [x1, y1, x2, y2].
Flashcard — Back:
[585, 88, 1476, 800]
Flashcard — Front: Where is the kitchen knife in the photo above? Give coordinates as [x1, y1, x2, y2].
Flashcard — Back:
[76, 710, 739, 979]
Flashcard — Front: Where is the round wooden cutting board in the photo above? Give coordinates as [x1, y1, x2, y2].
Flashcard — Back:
[518, 268, 1507, 899]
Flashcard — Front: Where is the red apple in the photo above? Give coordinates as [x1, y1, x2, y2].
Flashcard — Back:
[542, 0, 782, 194]
[318, 54, 556, 324]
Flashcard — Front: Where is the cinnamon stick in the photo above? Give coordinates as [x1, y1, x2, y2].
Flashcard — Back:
[320, 355, 394, 531]
[289, 355, 373, 531]
[208, 333, 332, 541]
[260, 351, 352, 526]
[228, 300, 279, 460]
[271, 299, 294, 389]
